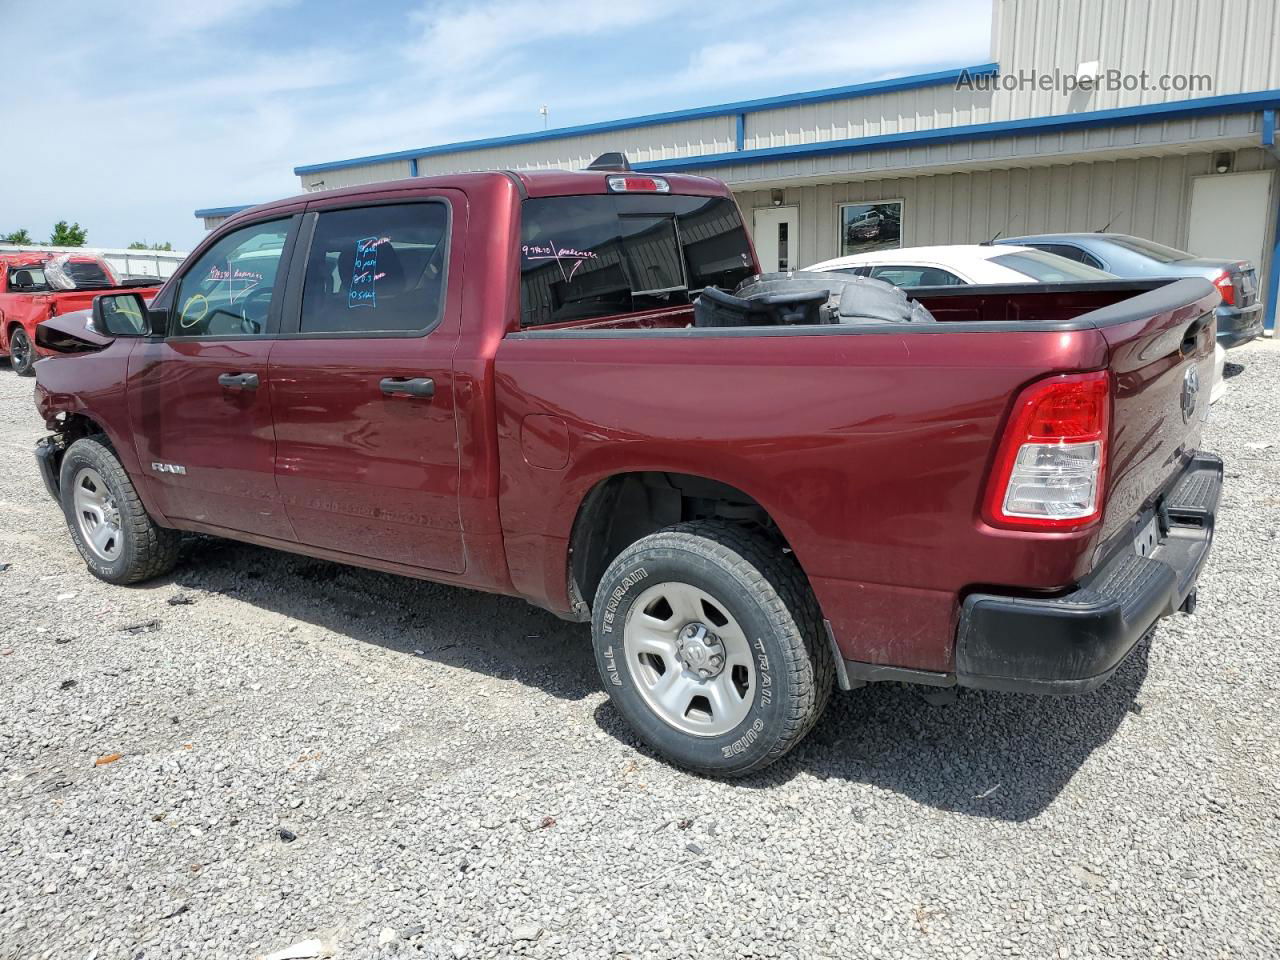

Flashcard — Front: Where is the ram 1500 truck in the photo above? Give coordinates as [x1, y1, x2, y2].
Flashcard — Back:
[0, 252, 160, 375]
[31, 167, 1223, 776]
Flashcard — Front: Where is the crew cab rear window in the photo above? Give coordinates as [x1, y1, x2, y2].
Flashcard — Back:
[7, 266, 48, 291]
[519, 194, 753, 326]
[299, 201, 449, 335]
[868, 265, 965, 287]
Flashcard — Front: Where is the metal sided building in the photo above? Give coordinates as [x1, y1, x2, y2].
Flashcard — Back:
[208, 0, 1280, 331]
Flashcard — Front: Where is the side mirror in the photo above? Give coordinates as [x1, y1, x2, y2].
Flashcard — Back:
[91, 292, 151, 337]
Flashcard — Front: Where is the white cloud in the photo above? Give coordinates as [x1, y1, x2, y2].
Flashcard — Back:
[403, 0, 687, 74]
[673, 1, 991, 93]
[0, 0, 991, 250]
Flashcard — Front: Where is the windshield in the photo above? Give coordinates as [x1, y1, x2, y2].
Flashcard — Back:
[990, 250, 1115, 282]
[1106, 235, 1194, 263]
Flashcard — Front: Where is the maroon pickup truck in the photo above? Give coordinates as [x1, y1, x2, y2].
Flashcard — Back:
[31, 166, 1223, 776]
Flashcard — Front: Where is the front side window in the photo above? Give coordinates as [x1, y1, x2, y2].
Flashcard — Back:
[173, 221, 290, 337]
[838, 201, 903, 257]
[299, 202, 450, 335]
[519, 194, 753, 326]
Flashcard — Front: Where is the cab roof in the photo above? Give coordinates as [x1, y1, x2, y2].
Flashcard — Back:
[0, 252, 104, 267]
[218, 169, 734, 231]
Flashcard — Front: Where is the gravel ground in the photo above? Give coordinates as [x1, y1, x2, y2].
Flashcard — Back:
[1, 343, 1278, 960]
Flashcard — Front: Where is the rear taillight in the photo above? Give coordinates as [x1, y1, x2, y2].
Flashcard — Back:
[606, 175, 670, 193]
[1212, 270, 1235, 306]
[984, 371, 1111, 530]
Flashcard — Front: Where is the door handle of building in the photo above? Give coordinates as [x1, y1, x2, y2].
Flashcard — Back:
[218, 372, 259, 390]
[380, 377, 435, 399]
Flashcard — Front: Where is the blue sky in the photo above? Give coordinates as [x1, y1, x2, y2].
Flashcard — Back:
[1, 0, 991, 251]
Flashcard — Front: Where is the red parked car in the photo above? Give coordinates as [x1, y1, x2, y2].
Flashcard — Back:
[30, 166, 1222, 775]
[0, 252, 160, 375]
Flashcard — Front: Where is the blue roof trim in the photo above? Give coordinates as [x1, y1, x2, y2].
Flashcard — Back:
[1263, 108, 1276, 147]
[630, 89, 1280, 172]
[292, 62, 999, 175]
[194, 204, 252, 218]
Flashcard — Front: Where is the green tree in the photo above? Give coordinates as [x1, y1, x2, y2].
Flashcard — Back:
[2, 228, 33, 244]
[49, 221, 87, 247]
[128, 240, 173, 251]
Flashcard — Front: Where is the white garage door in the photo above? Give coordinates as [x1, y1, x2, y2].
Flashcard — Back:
[1187, 170, 1274, 269]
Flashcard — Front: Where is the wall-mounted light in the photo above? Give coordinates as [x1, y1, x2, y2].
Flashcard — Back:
[771, 189, 785, 207]
[1213, 152, 1234, 174]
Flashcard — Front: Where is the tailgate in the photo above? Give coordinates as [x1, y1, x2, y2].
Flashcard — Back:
[1084, 277, 1220, 542]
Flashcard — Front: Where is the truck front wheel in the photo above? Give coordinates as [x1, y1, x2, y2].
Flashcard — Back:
[9, 327, 35, 376]
[591, 520, 833, 777]
[59, 437, 181, 585]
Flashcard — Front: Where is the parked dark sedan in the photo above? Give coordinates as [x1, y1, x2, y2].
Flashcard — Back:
[996, 233, 1263, 347]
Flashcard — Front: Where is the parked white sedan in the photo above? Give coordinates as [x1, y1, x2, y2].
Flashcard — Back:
[806, 243, 1228, 402]
[805, 243, 1117, 285]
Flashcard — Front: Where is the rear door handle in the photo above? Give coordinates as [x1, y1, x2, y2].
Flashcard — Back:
[218, 372, 260, 390]
[380, 377, 435, 399]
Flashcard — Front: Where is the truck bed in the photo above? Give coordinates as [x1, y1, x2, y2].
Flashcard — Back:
[510, 279, 1172, 334]
[496, 277, 1219, 674]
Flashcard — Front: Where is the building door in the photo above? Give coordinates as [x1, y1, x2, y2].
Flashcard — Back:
[752, 206, 799, 273]
[1187, 171, 1273, 269]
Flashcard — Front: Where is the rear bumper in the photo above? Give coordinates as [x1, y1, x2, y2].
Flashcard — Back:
[1216, 303, 1263, 348]
[953, 453, 1223, 695]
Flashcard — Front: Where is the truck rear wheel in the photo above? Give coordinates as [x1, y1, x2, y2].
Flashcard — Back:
[591, 520, 833, 777]
[59, 437, 180, 585]
[9, 327, 35, 376]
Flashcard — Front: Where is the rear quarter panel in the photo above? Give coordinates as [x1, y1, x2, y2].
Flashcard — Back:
[495, 327, 1110, 672]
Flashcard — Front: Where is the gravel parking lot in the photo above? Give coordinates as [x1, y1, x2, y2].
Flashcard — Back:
[1, 344, 1278, 960]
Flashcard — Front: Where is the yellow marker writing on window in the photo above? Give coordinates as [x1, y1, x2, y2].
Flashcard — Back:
[179, 294, 209, 330]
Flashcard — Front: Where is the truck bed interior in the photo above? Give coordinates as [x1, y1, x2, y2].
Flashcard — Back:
[516, 278, 1180, 335]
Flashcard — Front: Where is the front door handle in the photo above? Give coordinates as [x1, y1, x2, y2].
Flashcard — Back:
[380, 377, 435, 399]
[218, 372, 259, 390]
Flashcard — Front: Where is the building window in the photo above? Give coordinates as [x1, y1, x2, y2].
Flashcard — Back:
[838, 201, 903, 258]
